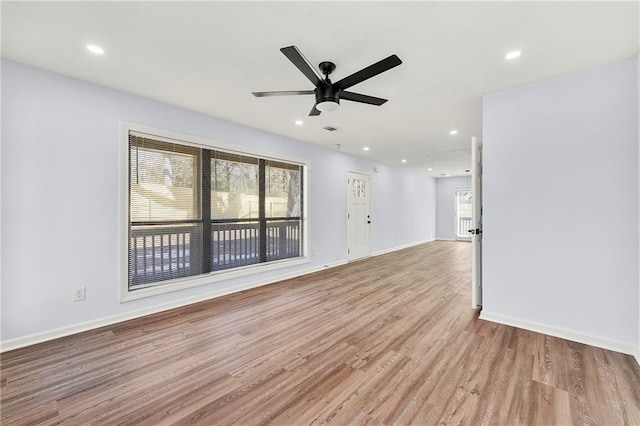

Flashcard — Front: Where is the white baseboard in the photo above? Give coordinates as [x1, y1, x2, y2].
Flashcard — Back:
[435, 237, 456, 241]
[0, 260, 347, 353]
[371, 238, 435, 257]
[480, 311, 638, 357]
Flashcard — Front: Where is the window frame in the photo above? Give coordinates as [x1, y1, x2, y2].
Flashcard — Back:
[120, 122, 310, 302]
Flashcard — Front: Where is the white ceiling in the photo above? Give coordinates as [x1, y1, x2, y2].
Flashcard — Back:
[2, 1, 638, 176]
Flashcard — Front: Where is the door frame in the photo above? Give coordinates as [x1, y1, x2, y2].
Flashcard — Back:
[471, 136, 483, 309]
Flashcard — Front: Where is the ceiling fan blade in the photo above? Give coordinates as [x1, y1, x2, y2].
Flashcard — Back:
[335, 55, 402, 90]
[340, 91, 388, 106]
[280, 46, 323, 87]
[309, 104, 321, 116]
[252, 90, 315, 97]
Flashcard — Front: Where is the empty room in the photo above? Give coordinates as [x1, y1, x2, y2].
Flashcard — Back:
[1, 1, 639, 424]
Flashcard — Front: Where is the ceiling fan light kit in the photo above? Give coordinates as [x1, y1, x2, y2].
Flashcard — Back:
[253, 46, 402, 116]
[316, 100, 340, 112]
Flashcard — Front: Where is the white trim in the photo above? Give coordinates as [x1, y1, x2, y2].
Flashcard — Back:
[371, 238, 435, 257]
[0, 259, 347, 353]
[119, 121, 310, 302]
[122, 257, 309, 301]
[436, 237, 456, 241]
[480, 311, 638, 356]
[123, 122, 309, 166]
[120, 122, 129, 301]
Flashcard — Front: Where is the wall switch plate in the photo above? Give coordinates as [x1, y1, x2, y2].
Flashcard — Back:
[74, 286, 86, 302]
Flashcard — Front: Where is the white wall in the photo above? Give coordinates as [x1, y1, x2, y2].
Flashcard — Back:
[482, 57, 639, 355]
[436, 176, 471, 240]
[0, 60, 436, 348]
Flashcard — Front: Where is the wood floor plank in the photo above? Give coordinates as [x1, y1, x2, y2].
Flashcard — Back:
[532, 334, 570, 392]
[2, 241, 640, 425]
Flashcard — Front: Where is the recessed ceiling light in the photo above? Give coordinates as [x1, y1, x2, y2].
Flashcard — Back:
[401, 159, 407, 163]
[446, 174, 450, 177]
[363, 146, 370, 151]
[428, 168, 433, 171]
[505, 50, 521, 60]
[449, 130, 458, 135]
[86, 44, 104, 55]
[295, 120, 303, 126]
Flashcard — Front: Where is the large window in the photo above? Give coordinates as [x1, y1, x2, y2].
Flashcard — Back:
[127, 131, 304, 293]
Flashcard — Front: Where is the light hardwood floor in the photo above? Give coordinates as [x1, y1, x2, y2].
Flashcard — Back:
[2, 241, 640, 425]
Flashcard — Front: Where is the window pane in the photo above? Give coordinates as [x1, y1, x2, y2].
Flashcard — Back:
[457, 190, 472, 218]
[211, 157, 259, 219]
[130, 145, 199, 222]
[129, 137, 202, 289]
[266, 163, 301, 218]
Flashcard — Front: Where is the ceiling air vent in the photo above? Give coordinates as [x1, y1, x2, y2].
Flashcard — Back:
[323, 126, 339, 132]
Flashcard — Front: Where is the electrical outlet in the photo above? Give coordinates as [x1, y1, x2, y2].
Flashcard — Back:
[73, 286, 86, 302]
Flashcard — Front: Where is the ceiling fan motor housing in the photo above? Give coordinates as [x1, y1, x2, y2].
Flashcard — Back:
[315, 84, 340, 106]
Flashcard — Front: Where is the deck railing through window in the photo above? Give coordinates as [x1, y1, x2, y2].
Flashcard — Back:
[266, 220, 301, 261]
[212, 221, 261, 270]
[129, 220, 301, 288]
[458, 217, 472, 238]
[129, 223, 203, 288]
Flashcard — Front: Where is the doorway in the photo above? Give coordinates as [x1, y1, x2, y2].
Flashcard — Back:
[347, 171, 371, 261]
[455, 188, 472, 241]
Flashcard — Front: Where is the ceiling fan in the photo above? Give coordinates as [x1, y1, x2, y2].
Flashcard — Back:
[252, 46, 402, 116]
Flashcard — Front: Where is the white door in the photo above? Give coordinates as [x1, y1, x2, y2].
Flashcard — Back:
[471, 137, 483, 308]
[347, 172, 371, 261]
[455, 188, 472, 241]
